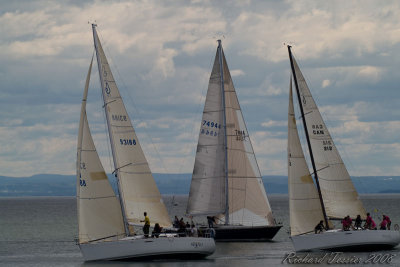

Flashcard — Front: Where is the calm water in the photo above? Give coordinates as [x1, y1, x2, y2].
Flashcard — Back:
[0, 195, 399, 266]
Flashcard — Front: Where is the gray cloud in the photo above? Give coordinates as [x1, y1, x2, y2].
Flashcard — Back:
[1, 0, 400, 176]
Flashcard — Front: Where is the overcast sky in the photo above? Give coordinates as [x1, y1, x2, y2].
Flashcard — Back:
[1, 0, 400, 177]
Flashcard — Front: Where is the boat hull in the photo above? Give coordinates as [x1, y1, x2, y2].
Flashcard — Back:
[291, 230, 400, 252]
[211, 225, 282, 241]
[79, 236, 216, 261]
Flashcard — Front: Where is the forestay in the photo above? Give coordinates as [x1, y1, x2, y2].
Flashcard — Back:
[288, 79, 325, 236]
[77, 57, 125, 243]
[92, 26, 171, 229]
[290, 55, 366, 220]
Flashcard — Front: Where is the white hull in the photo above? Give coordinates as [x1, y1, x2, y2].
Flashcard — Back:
[291, 230, 400, 252]
[79, 235, 216, 261]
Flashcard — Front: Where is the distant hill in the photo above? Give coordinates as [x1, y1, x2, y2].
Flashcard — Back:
[0, 174, 399, 196]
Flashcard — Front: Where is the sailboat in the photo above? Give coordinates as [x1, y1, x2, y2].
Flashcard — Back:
[76, 24, 215, 261]
[287, 45, 400, 251]
[186, 40, 282, 241]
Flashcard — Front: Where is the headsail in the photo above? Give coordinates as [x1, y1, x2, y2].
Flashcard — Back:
[289, 50, 366, 220]
[187, 41, 274, 226]
[186, 44, 226, 216]
[77, 56, 125, 243]
[92, 25, 171, 229]
[288, 78, 325, 236]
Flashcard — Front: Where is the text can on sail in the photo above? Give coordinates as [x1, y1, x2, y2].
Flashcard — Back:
[287, 46, 400, 252]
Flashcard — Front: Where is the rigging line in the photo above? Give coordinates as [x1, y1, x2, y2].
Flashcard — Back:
[102, 99, 117, 107]
[298, 110, 313, 119]
[112, 163, 133, 174]
[99, 34, 169, 175]
[241, 152, 248, 225]
[310, 165, 330, 175]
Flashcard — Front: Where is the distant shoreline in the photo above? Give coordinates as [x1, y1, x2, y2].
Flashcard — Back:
[0, 174, 399, 197]
[1, 193, 400, 198]
[2, 193, 400, 199]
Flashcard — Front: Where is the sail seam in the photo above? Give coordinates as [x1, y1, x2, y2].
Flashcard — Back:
[192, 176, 224, 179]
[203, 110, 224, 113]
[110, 125, 135, 129]
[123, 162, 148, 166]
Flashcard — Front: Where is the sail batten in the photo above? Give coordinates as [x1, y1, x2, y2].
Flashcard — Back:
[92, 25, 172, 229]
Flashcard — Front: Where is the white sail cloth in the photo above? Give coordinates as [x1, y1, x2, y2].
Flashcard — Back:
[77, 57, 125, 243]
[187, 48, 226, 216]
[290, 54, 366, 220]
[187, 42, 274, 226]
[92, 26, 171, 229]
[288, 80, 325, 236]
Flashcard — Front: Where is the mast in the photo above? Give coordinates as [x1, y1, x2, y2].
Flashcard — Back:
[218, 40, 229, 225]
[287, 45, 329, 229]
[92, 24, 129, 235]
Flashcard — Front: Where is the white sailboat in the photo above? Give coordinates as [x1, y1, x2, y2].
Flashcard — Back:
[76, 24, 215, 261]
[186, 40, 281, 241]
[287, 45, 400, 251]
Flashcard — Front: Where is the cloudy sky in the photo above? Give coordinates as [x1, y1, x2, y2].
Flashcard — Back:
[1, 0, 400, 177]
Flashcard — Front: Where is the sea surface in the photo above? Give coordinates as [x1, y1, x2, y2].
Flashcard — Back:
[0, 194, 399, 266]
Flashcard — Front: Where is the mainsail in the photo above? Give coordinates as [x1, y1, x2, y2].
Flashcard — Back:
[187, 40, 274, 226]
[289, 48, 366, 220]
[77, 56, 125, 243]
[288, 78, 325, 236]
[92, 25, 171, 230]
